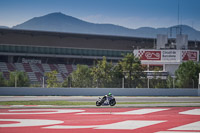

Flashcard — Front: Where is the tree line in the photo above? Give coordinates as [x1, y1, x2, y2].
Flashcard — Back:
[0, 71, 30, 87]
[0, 53, 200, 88]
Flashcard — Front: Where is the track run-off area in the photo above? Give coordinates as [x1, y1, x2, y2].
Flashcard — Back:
[0, 107, 200, 133]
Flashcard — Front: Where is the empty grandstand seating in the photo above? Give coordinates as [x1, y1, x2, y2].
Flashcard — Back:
[49, 64, 58, 71]
[6, 63, 16, 71]
[42, 64, 51, 72]
[35, 72, 43, 82]
[0, 62, 79, 83]
[23, 63, 33, 72]
[0, 62, 9, 72]
[66, 65, 73, 73]
[72, 65, 77, 71]
[27, 72, 38, 82]
[35, 63, 44, 72]
[30, 63, 40, 72]
[58, 64, 68, 73]
[15, 63, 25, 72]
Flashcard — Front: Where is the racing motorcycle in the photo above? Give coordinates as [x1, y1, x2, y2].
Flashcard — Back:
[96, 96, 116, 106]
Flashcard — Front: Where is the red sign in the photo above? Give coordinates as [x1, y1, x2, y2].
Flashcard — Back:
[139, 51, 161, 60]
[182, 51, 198, 61]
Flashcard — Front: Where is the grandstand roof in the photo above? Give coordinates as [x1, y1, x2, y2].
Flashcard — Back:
[0, 28, 154, 50]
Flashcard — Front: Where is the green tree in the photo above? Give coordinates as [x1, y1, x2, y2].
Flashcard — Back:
[166, 75, 174, 88]
[70, 65, 92, 87]
[0, 72, 6, 87]
[150, 78, 167, 88]
[110, 64, 124, 88]
[118, 53, 145, 88]
[149, 67, 167, 88]
[45, 70, 60, 88]
[7, 71, 30, 87]
[62, 76, 71, 87]
[175, 61, 200, 88]
[91, 57, 113, 88]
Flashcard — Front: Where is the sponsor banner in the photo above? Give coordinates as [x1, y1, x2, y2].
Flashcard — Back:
[182, 51, 198, 61]
[134, 50, 199, 62]
[137, 50, 161, 61]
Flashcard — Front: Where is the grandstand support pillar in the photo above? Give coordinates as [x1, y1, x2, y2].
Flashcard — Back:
[163, 64, 166, 71]
[8, 56, 13, 63]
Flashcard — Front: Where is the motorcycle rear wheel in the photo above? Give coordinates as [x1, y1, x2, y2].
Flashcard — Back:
[96, 101, 101, 106]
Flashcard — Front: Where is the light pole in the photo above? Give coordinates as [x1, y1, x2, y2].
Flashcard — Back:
[172, 76, 175, 88]
[198, 73, 200, 96]
[42, 76, 45, 88]
[15, 73, 17, 88]
[122, 77, 124, 88]
[192, 79, 194, 89]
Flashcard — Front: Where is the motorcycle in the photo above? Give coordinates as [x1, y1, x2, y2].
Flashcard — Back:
[96, 96, 116, 106]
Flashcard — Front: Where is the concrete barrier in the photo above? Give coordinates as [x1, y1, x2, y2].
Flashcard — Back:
[0, 87, 199, 96]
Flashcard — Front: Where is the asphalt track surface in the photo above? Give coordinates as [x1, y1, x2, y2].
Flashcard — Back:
[1, 96, 200, 102]
[1, 96, 200, 107]
[0, 107, 200, 133]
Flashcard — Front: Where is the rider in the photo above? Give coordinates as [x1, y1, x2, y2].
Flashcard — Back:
[96, 92, 115, 106]
[102, 92, 113, 105]
[103, 92, 113, 99]
[108, 92, 113, 97]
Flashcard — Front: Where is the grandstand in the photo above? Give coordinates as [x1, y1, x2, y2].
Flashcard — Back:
[0, 28, 200, 84]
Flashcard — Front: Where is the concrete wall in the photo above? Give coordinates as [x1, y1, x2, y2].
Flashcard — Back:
[157, 34, 168, 49]
[0, 87, 199, 96]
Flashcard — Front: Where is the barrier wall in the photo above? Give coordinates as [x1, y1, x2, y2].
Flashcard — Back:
[0, 87, 199, 96]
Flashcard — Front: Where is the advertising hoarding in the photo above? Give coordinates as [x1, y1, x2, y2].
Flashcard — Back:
[139, 51, 161, 60]
[182, 51, 198, 61]
[134, 50, 199, 62]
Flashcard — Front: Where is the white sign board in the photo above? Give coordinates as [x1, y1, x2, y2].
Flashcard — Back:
[22, 58, 41, 64]
[162, 50, 179, 61]
[134, 50, 199, 62]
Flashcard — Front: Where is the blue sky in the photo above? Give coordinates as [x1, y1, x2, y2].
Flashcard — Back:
[0, 0, 200, 30]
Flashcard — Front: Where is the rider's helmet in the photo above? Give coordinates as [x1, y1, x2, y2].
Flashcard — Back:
[108, 92, 112, 96]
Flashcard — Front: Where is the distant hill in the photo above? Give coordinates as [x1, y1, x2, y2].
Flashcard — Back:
[0, 26, 9, 29]
[11, 12, 200, 40]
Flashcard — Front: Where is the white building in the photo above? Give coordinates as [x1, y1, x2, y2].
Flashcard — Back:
[134, 49, 199, 77]
[134, 34, 199, 79]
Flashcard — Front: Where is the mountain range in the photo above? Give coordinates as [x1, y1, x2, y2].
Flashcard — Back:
[2, 12, 200, 40]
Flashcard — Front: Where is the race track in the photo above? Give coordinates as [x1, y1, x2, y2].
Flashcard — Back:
[1, 96, 200, 102]
[0, 107, 200, 133]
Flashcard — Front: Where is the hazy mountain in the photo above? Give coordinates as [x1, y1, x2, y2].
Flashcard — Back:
[12, 12, 200, 40]
[0, 26, 9, 29]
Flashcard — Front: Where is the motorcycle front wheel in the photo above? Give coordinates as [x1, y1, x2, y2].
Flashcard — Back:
[109, 99, 116, 106]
